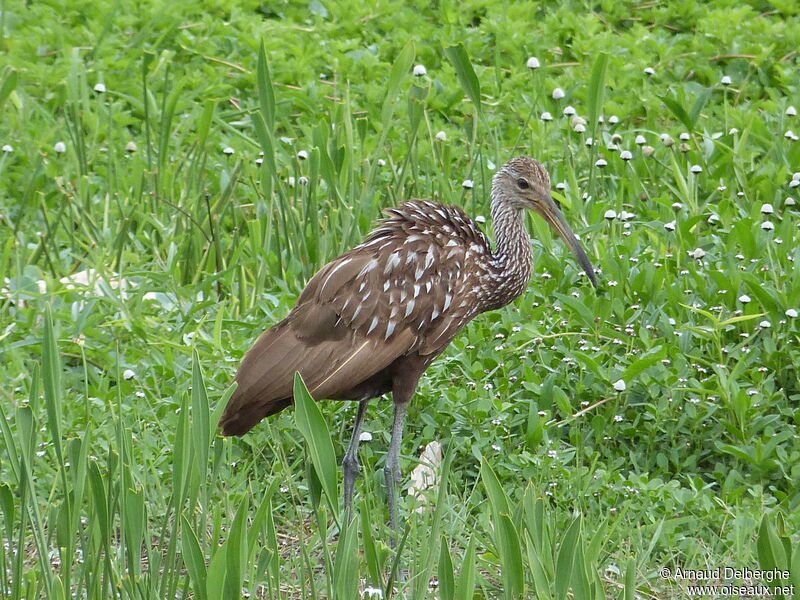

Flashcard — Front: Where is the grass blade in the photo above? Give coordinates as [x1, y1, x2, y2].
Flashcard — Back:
[438, 536, 455, 600]
[586, 53, 608, 136]
[293, 372, 340, 519]
[380, 41, 416, 125]
[445, 44, 481, 114]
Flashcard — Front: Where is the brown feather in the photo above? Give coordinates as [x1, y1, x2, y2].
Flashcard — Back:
[220, 162, 595, 437]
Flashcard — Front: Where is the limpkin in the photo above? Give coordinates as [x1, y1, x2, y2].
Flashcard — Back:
[220, 156, 597, 534]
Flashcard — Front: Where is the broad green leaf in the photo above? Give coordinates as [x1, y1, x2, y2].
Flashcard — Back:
[438, 537, 455, 600]
[445, 44, 481, 114]
[661, 92, 693, 130]
[555, 517, 581, 600]
[622, 345, 666, 381]
[624, 557, 636, 600]
[381, 41, 415, 124]
[333, 517, 359, 600]
[497, 514, 524, 599]
[181, 515, 208, 600]
[191, 351, 210, 475]
[690, 87, 712, 127]
[257, 41, 276, 128]
[526, 530, 553, 600]
[480, 458, 511, 517]
[455, 536, 477, 600]
[293, 372, 339, 517]
[587, 54, 608, 135]
[42, 305, 64, 464]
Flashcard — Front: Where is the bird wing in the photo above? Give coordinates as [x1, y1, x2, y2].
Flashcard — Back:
[220, 200, 488, 436]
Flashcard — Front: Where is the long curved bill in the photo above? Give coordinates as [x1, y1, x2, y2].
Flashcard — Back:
[537, 196, 598, 288]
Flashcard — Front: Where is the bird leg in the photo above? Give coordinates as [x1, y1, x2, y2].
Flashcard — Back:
[384, 399, 409, 547]
[343, 398, 370, 521]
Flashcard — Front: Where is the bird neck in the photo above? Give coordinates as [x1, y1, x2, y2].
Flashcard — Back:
[487, 196, 533, 307]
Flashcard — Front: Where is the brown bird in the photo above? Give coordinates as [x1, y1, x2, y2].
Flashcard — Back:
[220, 157, 597, 534]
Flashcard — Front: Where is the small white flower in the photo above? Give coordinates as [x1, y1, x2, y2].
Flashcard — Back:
[620, 150, 633, 160]
[93, 82, 107, 93]
[739, 294, 751, 303]
[123, 369, 136, 380]
[604, 209, 617, 220]
[298, 176, 309, 186]
[2, 144, 13, 153]
[785, 308, 798, 318]
[540, 111, 553, 121]
[435, 131, 447, 141]
[552, 87, 565, 100]
[585, 137, 594, 146]
[526, 56, 541, 69]
[608, 115, 619, 124]
[573, 123, 586, 133]
[793, 172, 800, 181]
[644, 67, 656, 76]
[555, 182, 567, 190]
[690, 164, 703, 173]
[786, 130, 799, 140]
[413, 64, 427, 76]
[595, 158, 608, 167]
[613, 415, 624, 422]
[759, 320, 771, 328]
[297, 150, 309, 160]
[760, 203, 774, 214]
[786, 197, 796, 206]
[222, 147, 234, 155]
[358, 431, 373, 442]
[720, 75, 732, 85]
[364, 586, 384, 598]
[790, 180, 800, 188]
[786, 106, 797, 117]
[729, 128, 739, 135]
[475, 215, 486, 224]
[613, 379, 626, 392]
[563, 105, 576, 116]
[707, 213, 720, 224]
[635, 135, 646, 145]
[761, 221, 774, 231]
[255, 158, 263, 165]
[688, 248, 705, 259]
[125, 141, 137, 152]
[642, 145, 655, 157]
[680, 132, 691, 141]
[54, 141, 67, 153]
[620, 211, 635, 221]
[664, 220, 676, 231]
[377, 158, 386, 166]
[462, 179, 474, 189]
[661, 134, 674, 146]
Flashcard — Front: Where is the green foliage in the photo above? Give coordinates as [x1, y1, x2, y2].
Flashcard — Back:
[1, 0, 800, 598]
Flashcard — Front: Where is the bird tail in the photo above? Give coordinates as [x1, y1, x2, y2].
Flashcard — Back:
[218, 321, 298, 436]
[219, 392, 292, 436]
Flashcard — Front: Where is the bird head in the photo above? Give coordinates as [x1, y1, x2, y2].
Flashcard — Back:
[494, 157, 598, 287]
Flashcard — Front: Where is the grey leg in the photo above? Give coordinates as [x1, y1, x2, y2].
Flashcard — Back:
[384, 400, 409, 546]
[343, 398, 370, 520]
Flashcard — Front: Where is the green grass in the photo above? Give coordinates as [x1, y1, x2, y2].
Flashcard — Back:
[2, 0, 800, 598]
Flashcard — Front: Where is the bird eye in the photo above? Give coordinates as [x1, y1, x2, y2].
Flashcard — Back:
[517, 178, 530, 190]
